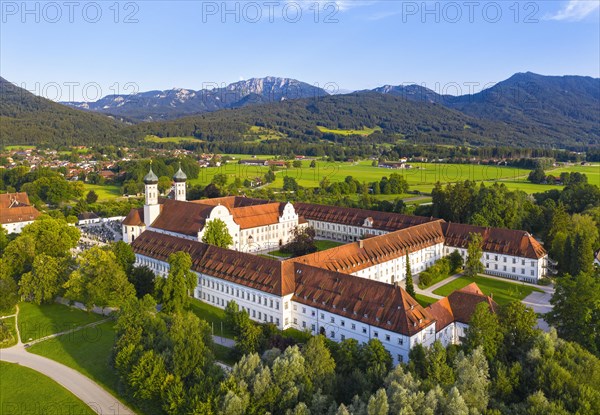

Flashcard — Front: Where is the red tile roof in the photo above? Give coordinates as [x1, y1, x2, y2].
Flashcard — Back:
[427, 283, 498, 330]
[294, 203, 436, 232]
[149, 199, 213, 236]
[290, 221, 445, 274]
[122, 208, 144, 226]
[442, 223, 546, 259]
[292, 263, 435, 336]
[131, 231, 295, 296]
[0, 193, 40, 225]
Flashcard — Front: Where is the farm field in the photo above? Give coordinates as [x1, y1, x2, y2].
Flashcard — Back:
[0, 362, 96, 415]
[189, 159, 565, 194]
[4, 145, 36, 150]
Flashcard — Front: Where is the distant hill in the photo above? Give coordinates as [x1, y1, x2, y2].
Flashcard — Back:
[133, 92, 541, 148]
[0, 77, 132, 147]
[62, 77, 329, 122]
[373, 73, 600, 147]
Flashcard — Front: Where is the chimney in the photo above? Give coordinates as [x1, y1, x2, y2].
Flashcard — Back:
[359, 239, 364, 249]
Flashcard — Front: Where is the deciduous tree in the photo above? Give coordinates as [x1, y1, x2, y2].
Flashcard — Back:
[202, 219, 233, 248]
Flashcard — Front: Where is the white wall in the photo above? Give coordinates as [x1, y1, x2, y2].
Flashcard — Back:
[1, 220, 34, 234]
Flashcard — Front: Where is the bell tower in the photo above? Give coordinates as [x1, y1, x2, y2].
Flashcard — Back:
[173, 163, 187, 201]
[143, 164, 161, 226]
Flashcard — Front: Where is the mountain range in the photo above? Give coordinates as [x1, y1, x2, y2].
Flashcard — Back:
[1, 73, 599, 149]
[62, 77, 328, 122]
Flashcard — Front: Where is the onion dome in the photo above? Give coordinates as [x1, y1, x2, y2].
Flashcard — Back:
[173, 164, 187, 183]
[144, 167, 159, 184]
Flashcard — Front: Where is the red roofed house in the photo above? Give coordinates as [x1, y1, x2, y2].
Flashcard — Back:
[0, 192, 41, 234]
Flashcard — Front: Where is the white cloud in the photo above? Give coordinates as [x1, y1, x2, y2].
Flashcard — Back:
[546, 0, 599, 21]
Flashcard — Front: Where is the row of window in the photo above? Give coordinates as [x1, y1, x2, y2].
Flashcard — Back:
[292, 304, 410, 346]
[202, 292, 282, 326]
[485, 254, 535, 267]
[485, 263, 535, 276]
[201, 277, 288, 310]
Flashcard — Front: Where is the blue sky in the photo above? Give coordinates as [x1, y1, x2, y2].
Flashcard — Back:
[2, 0, 599, 101]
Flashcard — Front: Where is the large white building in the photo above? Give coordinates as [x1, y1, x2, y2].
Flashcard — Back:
[0, 192, 41, 234]
[123, 167, 301, 251]
[125, 169, 548, 363]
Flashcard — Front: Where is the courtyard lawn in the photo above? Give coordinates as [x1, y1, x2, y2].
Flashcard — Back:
[432, 275, 543, 306]
[4, 145, 36, 150]
[189, 298, 236, 339]
[17, 302, 104, 343]
[415, 294, 439, 308]
[0, 362, 96, 415]
[0, 316, 18, 348]
[268, 250, 292, 258]
[315, 240, 345, 251]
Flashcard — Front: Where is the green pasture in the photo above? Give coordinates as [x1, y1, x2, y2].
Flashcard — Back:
[4, 145, 36, 150]
[317, 126, 382, 136]
[82, 183, 122, 201]
[144, 134, 203, 144]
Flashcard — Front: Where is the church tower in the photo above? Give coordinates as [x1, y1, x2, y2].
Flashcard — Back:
[143, 165, 161, 226]
[173, 163, 187, 201]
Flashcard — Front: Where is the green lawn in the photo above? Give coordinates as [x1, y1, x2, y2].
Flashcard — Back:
[415, 294, 439, 308]
[27, 320, 159, 415]
[315, 240, 345, 251]
[188, 160, 569, 195]
[432, 275, 543, 306]
[189, 298, 236, 339]
[268, 250, 292, 258]
[0, 361, 96, 415]
[82, 183, 122, 201]
[18, 302, 104, 342]
[0, 316, 18, 348]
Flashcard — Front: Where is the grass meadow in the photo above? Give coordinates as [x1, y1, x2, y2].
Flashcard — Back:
[0, 361, 96, 415]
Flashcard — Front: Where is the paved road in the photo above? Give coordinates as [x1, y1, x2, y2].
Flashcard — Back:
[0, 305, 135, 415]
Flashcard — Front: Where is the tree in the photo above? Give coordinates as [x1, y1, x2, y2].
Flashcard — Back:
[310, 160, 316, 168]
[19, 254, 67, 304]
[464, 302, 503, 361]
[547, 271, 600, 355]
[64, 246, 135, 308]
[404, 252, 416, 298]
[158, 176, 172, 195]
[111, 241, 136, 274]
[454, 347, 490, 414]
[303, 335, 336, 391]
[129, 266, 156, 298]
[569, 232, 594, 277]
[283, 176, 299, 192]
[448, 250, 464, 273]
[528, 166, 546, 184]
[212, 173, 228, 187]
[292, 160, 302, 168]
[499, 301, 538, 360]
[202, 219, 233, 248]
[85, 190, 98, 204]
[0, 226, 8, 256]
[367, 388, 389, 415]
[280, 227, 317, 257]
[158, 251, 195, 313]
[464, 232, 484, 278]
[0, 262, 18, 312]
[21, 216, 80, 259]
